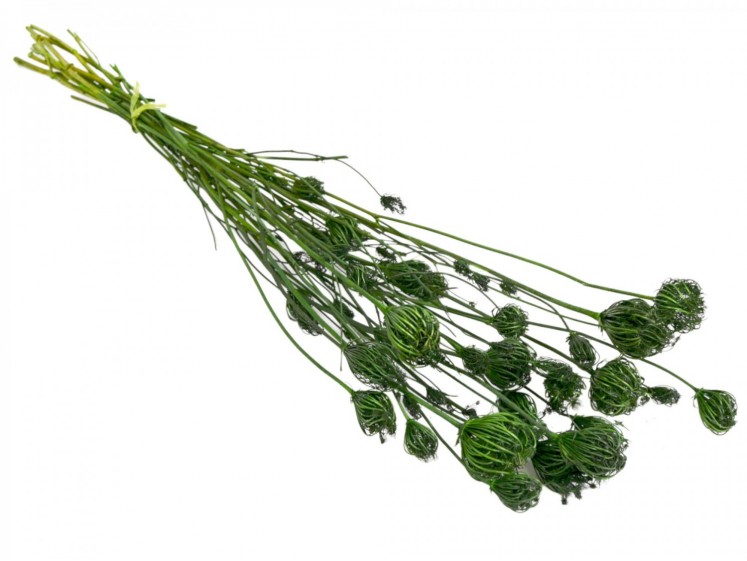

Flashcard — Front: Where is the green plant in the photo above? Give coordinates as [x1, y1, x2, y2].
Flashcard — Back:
[15, 26, 737, 512]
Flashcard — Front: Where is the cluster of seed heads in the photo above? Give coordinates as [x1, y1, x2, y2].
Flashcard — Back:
[15, 26, 739, 513]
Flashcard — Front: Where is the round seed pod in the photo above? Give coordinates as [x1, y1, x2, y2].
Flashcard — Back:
[351, 391, 397, 443]
[291, 175, 325, 202]
[566, 332, 598, 368]
[654, 279, 705, 333]
[590, 357, 645, 416]
[496, 390, 538, 419]
[484, 338, 534, 390]
[695, 389, 737, 435]
[491, 304, 529, 338]
[380, 260, 448, 301]
[531, 438, 594, 503]
[286, 292, 323, 335]
[459, 413, 537, 482]
[384, 305, 441, 366]
[344, 342, 405, 391]
[555, 416, 628, 480]
[646, 385, 681, 406]
[599, 299, 676, 358]
[457, 345, 489, 378]
[489, 472, 542, 513]
[537, 359, 585, 413]
[403, 419, 438, 461]
[325, 214, 365, 253]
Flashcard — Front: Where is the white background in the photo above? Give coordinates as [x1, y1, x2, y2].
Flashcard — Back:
[3, 1, 747, 559]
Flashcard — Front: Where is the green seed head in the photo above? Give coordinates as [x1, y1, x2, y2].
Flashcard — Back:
[654, 279, 705, 333]
[489, 472, 543, 513]
[380, 194, 406, 214]
[590, 357, 645, 416]
[286, 291, 323, 335]
[292, 176, 325, 202]
[325, 214, 365, 253]
[401, 393, 422, 419]
[403, 419, 438, 461]
[384, 305, 441, 366]
[567, 332, 598, 368]
[491, 304, 529, 338]
[457, 345, 489, 378]
[695, 389, 737, 435]
[459, 413, 537, 481]
[485, 338, 534, 390]
[453, 258, 472, 277]
[344, 342, 405, 391]
[646, 385, 681, 406]
[496, 390, 538, 419]
[351, 391, 397, 443]
[556, 416, 628, 480]
[599, 299, 676, 358]
[380, 260, 448, 301]
[531, 438, 594, 503]
[537, 359, 585, 413]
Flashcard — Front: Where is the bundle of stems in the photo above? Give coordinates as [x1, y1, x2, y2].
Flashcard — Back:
[15, 26, 737, 512]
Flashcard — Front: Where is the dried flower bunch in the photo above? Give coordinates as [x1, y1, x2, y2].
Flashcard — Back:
[15, 26, 737, 512]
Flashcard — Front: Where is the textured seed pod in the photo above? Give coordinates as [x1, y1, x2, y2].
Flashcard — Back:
[567, 332, 598, 368]
[484, 338, 534, 390]
[531, 438, 594, 503]
[291, 175, 325, 202]
[286, 291, 323, 335]
[654, 279, 705, 333]
[380, 194, 406, 214]
[537, 359, 585, 413]
[489, 472, 542, 512]
[590, 357, 645, 416]
[496, 390, 538, 419]
[403, 419, 438, 461]
[351, 391, 397, 443]
[491, 304, 529, 338]
[695, 389, 737, 435]
[384, 305, 441, 366]
[599, 299, 676, 358]
[325, 214, 365, 253]
[380, 260, 448, 301]
[459, 413, 537, 481]
[344, 342, 405, 391]
[555, 416, 628, 480]
[458, 345, 489, 377]
[646, 385, 681, 406]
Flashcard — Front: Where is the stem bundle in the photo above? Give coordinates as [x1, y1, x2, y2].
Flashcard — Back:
[15, 26, 738, 511]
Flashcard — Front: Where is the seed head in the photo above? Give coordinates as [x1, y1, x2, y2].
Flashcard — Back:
[654, 279, 705, 333]
[381, 260, 448, 301]
[491, 304, 529, 338]
[403, 419, 438, 461]
[599, 299, 676, 358]
[384, 305, 441, 366]
[459, 413, 537, 481]
[344, 341, 405, 391]
[380, 194, 406, 214]
[351, 390, 397, 443]
[537, 359, 585, 413]
[292, 176, 325, 202]
[484, 338, 534, 390]
[556, 416, 628, 480]
[489, 472, 542, 512]
[695, 389, 737, 435]
[567, 332, 598, 368]
[590, 357, 645, 416]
